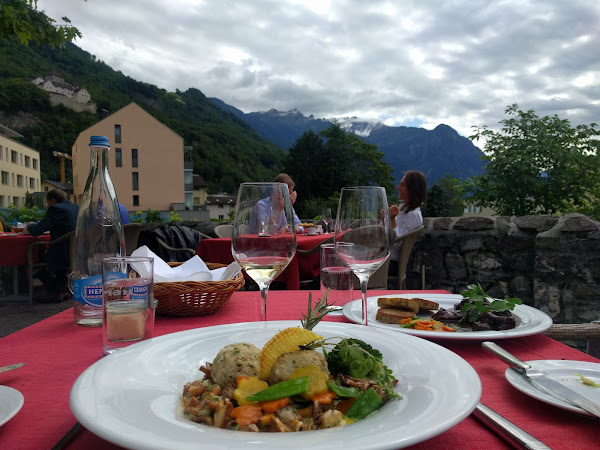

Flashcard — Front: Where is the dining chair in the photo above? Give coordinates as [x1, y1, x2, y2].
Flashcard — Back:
[214, 224, 233, 238]
[543, 321, 600, 358]
[387, 225, 424, 290]
[123, 223, 145, 255]
[27, 231, 75, 305]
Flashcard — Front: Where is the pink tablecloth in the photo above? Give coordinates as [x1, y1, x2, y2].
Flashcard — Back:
[1, 290, 599, 449]
[0, 233, 50, 266]
[196, 233, 331, 289]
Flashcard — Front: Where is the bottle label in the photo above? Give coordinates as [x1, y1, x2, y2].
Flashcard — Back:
[73, 274, 103, 307]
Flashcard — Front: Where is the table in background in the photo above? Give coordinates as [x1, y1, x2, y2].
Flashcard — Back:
[0, 232, 50, 296]
[196, 233, 332, 289]
[1, 289, 599, 449]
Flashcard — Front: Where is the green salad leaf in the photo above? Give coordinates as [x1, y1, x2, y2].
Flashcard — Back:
[459, 283, 522, 324]
[324, 338, 399, 399]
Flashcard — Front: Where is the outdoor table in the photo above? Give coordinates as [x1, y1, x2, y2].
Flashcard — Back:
[0, 232, 50, 296]
[196, 233, 332, 289]
[1, 289, 599, 449]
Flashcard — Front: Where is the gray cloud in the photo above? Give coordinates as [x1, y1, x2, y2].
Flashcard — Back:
[38, 0, 600, 137]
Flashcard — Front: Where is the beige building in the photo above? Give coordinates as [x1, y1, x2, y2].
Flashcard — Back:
[0, 125, 41, 208]
[72, 103, 185, 212]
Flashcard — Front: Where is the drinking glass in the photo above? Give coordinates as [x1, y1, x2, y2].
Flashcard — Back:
[320, 243, 353, 315]
[102, 256, 154, 355]
[322, 208, 332, 233]
[232, 182, 296, 321]
[334, 186, 392, 325]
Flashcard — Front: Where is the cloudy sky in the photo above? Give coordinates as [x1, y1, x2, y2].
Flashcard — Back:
[38, 0, 599, 138]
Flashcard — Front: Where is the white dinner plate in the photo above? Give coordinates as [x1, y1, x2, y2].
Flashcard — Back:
[0, 385, 24, 426]
[70, 320, 481, 449]
[505, 360, 600, 416]
[343, 293, 553, 340]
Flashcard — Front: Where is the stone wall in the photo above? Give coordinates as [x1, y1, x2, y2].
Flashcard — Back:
[405, 213, 600, 325]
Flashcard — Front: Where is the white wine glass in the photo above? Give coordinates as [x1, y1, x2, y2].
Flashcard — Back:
[322, 208, 332, 233]
[232, 182, 297, 322]
[334, 186, 392, 325]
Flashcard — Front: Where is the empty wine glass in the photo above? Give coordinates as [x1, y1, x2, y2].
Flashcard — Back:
[322, 208, 332, 233]
[334, 186, 392, 325]
[232, 182, 296, 322]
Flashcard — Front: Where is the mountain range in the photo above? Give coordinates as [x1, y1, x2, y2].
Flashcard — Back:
[0, 37, 484, 193]
[210, 99, 486, 185]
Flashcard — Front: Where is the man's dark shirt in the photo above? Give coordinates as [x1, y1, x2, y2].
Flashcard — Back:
[28, 201, 79, 273]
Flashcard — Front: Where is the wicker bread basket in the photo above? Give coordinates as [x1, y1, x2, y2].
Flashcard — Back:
[154, 262, 245, 316]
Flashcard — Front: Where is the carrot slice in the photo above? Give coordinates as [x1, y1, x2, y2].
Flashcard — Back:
[311, 390, 337, 404]
[231, 404, 263, 426]
[442, 326, 457, 332]
[260, 396, 290, 412]
[400, 318, 413, 324]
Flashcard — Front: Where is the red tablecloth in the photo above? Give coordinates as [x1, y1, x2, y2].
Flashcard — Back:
[1, 290, 599, 449]
[0, 233, 50, 266]
[196, 233, 331, 289]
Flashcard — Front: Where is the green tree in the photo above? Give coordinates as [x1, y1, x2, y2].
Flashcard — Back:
[423, 174, 464, 217]
[285, 124, 394, 217]
[461, 104, 600, 216]
[0, 0, 82, 47]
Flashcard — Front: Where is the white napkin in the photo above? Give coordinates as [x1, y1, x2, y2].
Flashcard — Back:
[131, 246, 242, 282]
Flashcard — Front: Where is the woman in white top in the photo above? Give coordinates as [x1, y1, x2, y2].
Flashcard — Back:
[388, 170, 427, 272]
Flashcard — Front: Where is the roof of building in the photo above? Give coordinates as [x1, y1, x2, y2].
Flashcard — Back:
[42, 180, 73, 191]
[0, 124, 23, 138]
[206, 194, 236, 204]
[193, 174, 209, 189]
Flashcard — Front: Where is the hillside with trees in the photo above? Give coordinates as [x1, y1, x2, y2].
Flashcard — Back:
[0, 37, 285, 193]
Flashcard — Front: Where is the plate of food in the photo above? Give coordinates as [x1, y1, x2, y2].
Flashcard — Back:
[343, 289, 552, 341]
[505, 360, 600, 416]
[0, 385, 24, 426]
[70, 315, 481, 449]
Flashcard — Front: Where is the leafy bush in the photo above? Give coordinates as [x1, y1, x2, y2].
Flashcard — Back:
[0, 205, 45, 224]
[145, 208, 164, 223]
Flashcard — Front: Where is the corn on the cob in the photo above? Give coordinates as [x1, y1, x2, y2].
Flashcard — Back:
[258, 327, 322, 380]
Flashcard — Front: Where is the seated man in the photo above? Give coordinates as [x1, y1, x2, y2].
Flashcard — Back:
[26, 189, 79, 302]
[249, 174, 304, 234]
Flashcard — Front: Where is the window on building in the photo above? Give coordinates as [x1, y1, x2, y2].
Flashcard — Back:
[17, 174, 23, 187]
[132, 172, 139, 190]
[44, 186, 49, 191]
[115, 124, 122, 143]
[131, 148, 138, 167]
[20, 153, 23, 165]
[29, 178, 35, 189]
[115, 148, 122, 167]
[13, 196, 19, 207]
[11, 150, 18, 164]
[0, 146, 3, 160]
[33, 159, 38, 170]
[0, 196, 3, 207]
[133, 195, 139, 206]
[218, 204, 224, 209]
[1, 171, 8, 185]
[218, 215, 224, 220]
[25, 155, 31, 168]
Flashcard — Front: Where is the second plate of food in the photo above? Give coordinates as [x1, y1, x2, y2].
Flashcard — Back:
[342, 293, 552, 340]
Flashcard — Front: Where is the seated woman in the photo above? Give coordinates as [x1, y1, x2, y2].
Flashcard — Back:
[388, 170, 427, 275]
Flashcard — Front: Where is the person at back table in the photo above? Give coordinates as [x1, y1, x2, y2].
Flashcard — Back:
[26, 189, 79, 302]
[388, 170, 427, 275]
[250, 174, 304, 234]
[119, 202, 130, 225]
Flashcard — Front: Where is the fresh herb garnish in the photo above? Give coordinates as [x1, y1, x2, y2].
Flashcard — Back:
[301, 289, 335, 331]
[459, 283, 522, 323]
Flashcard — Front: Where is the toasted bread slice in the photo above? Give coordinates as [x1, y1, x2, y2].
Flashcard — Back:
[377, 297, 420, 314]
[412, 298, 440, 311]
[376, 307, 415, 324]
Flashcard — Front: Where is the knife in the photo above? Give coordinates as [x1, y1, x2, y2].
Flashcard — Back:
[482, 341, 600, 418]
[0, 363, 25, 374]
[473, 403, 550, 449]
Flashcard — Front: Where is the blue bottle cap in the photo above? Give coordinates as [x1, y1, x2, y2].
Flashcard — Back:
[89, 135, 110, 147]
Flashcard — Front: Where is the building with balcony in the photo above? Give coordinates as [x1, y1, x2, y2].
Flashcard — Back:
[72, 103, 185, 212]
[0, 125, 41, 208]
